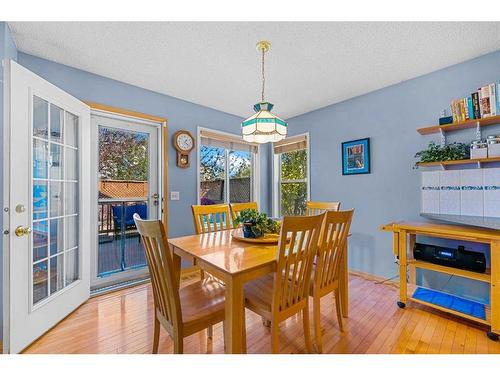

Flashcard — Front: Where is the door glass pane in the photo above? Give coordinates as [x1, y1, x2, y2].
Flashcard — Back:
[33, 139, 48, 179]
[33, 96, 48, 139]
[33, 260, 48, 304]
[65, 216, 78, 250]
[50, 181, 63, 217]
[50, 143, 63, 180]
[65, 249, 79, 286]
[31, 96, 81, 305]
[33, 221, 48, 262]
[97, 126, 150, 277]
[50, 103, 63, 143]
[49, 218, 64, 255]
[65, 112, 78, 147]
[199, 145, 225, 204]
[229, 150, 251, 203]
[50, 254, 64, 294]
[33, 180, 48, 221]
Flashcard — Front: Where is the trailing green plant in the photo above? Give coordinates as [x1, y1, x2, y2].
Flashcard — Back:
[233, 209, 281, 237]
[414, 141, 470, 166]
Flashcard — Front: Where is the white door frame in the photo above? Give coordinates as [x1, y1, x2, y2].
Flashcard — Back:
[2, 60, 91, 353]
[89, 108, 165, 290]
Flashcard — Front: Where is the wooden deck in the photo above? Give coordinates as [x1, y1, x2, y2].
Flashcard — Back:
[23, 272, 500, 354]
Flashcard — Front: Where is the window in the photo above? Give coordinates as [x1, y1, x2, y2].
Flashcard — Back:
[273, 134, 309, 216]
[198, 128, 259, 205]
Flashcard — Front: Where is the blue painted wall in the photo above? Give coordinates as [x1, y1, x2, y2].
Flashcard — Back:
[287, 49, 500, 302]
[17, 53, 272, 238]
[0, 21, 18, 343]
[3, 29, 500, 343]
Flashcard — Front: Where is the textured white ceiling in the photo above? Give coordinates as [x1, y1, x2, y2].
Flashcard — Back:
[8, 22, 500, 119]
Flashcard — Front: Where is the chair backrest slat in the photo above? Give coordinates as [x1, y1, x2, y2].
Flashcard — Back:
[306, 201, 341, 216]
[229, 202, 259, 223]
[133, 214, 182, 329]
[314, 210, 353, 291]
[272, 214, 324, 313]
[192, 204, 231, 234]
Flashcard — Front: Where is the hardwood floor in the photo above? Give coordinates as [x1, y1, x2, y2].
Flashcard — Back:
[23, 272, 500, 354]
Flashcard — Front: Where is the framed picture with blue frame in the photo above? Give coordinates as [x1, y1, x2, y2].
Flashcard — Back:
[341, 137, 371, 175]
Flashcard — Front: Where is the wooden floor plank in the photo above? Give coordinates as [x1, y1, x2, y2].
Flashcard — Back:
[21, 273, 500, 354]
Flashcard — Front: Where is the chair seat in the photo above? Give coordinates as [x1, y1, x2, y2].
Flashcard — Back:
[244, 274, 274, 315]
[180, 279, 225, 330]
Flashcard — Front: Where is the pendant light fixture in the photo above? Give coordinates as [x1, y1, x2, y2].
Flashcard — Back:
[241, 40, 287, 144]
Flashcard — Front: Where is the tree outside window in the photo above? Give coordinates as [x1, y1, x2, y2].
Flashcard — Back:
[280, 149, 308, 216]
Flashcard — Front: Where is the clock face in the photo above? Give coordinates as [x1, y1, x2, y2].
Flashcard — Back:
[176, 133, 194, 151]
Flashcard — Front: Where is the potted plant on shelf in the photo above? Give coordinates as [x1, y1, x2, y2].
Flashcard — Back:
[233, 209, 281, 238]
[414, 141, 470, 167]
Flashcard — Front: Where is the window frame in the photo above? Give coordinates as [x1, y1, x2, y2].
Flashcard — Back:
[272, 132, 311, 217]
[197, 126, 260, 206]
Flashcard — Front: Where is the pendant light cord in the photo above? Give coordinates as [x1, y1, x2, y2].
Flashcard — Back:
[261, 47, 265, 102]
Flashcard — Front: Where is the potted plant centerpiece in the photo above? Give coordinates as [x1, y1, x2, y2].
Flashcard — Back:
[233, 209, 280, 239]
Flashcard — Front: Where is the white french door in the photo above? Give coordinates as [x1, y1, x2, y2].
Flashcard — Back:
[4, 60, 90, 353]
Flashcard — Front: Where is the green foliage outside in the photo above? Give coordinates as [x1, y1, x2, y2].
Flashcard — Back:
[99, 128, 148, 181]
[280, 149, 308, 216]
[200, 146, 251, 181]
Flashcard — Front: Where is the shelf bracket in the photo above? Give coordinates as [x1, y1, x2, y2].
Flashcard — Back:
[476, 121, 481, 141]
[439, 128, 446, 147]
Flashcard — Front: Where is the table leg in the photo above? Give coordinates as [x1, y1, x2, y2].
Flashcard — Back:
[224, 276, 246, 354]
[340, 240, 349, 318]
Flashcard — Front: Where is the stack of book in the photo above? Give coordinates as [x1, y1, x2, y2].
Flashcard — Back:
[451, 83, 500, 122]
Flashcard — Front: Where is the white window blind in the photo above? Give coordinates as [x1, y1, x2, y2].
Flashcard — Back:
[273, 134, 308, 154]
[200, 129, 259, 153]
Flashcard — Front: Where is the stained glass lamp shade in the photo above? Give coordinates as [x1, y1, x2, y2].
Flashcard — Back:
[241, 102, 287, 143]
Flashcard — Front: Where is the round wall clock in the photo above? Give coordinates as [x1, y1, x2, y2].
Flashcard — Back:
[172, 130, 195, 168]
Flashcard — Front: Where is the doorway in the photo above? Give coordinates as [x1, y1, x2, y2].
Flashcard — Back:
[90, 110, 166, 290]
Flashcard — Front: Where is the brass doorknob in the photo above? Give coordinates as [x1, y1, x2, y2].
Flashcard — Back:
[15, 226, 32, 237]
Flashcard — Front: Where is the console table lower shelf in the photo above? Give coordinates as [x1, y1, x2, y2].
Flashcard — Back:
[381, 221, 500, 341]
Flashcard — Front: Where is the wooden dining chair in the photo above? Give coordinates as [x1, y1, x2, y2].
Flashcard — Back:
[191, 204, 232, 281]
[243, 214, 324, 353]
[229, 202, 258, 222]
[133, 214, 226, 354]
[306, 201, 341, 215]
[192, 204, 232, 234]
[310, 209, 353, 353]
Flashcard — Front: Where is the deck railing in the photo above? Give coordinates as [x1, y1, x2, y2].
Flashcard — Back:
[97, 198, 148, 277]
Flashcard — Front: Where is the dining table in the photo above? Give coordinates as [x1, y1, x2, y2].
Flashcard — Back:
[168, 228, 349, 354]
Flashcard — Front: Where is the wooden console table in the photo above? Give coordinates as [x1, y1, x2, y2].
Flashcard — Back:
[381, 221, 500, 341]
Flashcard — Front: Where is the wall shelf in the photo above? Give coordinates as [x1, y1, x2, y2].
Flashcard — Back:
[416, 156, 500, 168]
[417, 115, 500, 135]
